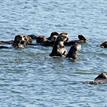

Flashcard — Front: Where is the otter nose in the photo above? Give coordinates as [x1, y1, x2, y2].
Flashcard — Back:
[20, 41, 25, 44]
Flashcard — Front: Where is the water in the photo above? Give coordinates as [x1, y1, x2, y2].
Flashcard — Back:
[0, 0, 107, 107]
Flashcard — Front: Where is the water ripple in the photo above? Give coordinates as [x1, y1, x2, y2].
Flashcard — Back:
[0, 0, 107, 107]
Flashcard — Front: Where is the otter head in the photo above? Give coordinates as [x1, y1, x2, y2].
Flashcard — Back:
[23, 35, 32, 44]
[89, 73, 107, 84]
[12, 35, 28, 48]
[58, 32, 69, 43]
[14, 35, 23, 43]
[78, 35, 86, 43]
[36, 36, 48, 43]
[95, 73, 107, 81]
[48, 32, 59, 42]
[100, 41, 107, 48]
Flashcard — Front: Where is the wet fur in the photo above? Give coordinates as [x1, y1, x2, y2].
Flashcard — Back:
[66, 43, 81, 60]
[89, 73, 107, 85]
[100, 41, 107, 48]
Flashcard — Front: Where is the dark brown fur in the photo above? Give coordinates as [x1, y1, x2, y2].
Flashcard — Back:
[89, 73, 107, 85]
[65, 35, 86, 46]
[12, 35, 32, 48]
[66, 43, 81, 60]
[100, 41, 107, 48]
[50, 35, 67, 57]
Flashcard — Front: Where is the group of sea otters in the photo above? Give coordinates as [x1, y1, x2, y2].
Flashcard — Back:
[0, 32, 107, 85]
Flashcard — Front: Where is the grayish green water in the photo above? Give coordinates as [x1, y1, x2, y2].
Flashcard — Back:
[0, 0, 107, 107]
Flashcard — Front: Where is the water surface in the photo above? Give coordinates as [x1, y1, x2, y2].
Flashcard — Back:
[0, 0, 107, 107]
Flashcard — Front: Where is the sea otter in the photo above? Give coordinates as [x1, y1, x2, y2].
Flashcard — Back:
[66, 43, 81, 60]
[47, 32, 59, 42]
[65, 35, 86, 46]
[49, 33, 68, 57]
[0, 34, 32, 48]
[89, 73, 107, 85]
[100, 41, 107, 48]
[12, 35, 32, 48]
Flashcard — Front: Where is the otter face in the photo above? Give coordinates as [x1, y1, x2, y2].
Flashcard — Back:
[100, 41, 107, 48]
[14, 35, 23, 43]
[23, 35, 32, 44]
[48, 32, 59, 42]
[78, 35, 86, 43]
[13, 35, 28, 48]
[51, 35, 58, 42]
[59, 32, 69, 42]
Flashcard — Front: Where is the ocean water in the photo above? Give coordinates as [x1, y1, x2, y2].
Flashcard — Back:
[0, 0, 107, 107]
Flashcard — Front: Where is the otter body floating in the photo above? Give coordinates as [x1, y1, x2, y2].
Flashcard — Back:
[66, 43, 81, 60]
[89, 73, 107, 85]
[50, 33, 68, 57]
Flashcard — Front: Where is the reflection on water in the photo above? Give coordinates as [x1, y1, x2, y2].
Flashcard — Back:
[0, 0, 107, 107]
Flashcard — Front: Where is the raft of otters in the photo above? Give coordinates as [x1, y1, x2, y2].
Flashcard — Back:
[0, 32, 107, 85]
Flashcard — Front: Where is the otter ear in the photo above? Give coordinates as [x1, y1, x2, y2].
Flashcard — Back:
[78, 35, 86, 41]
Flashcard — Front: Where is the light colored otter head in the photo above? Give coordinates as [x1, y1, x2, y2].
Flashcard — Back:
[59, 32, 69, 42]
[23, 35, 32, 44]
[100, 41, 107, 48]
[12, 35, 28, 48]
